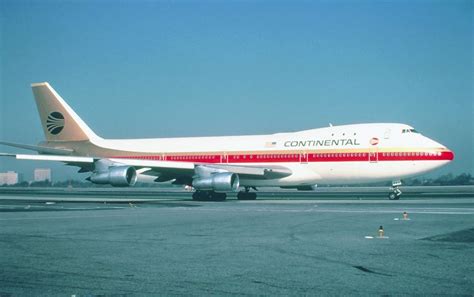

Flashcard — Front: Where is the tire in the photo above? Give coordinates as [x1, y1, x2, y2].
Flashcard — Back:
[247, 192, 257, 200]
[388, 192, 397, 200]
[237, 192, 257, 200]
[192, 191, 211, 201]
[194, 191, 226, 201]
[212, 192, 227, 201]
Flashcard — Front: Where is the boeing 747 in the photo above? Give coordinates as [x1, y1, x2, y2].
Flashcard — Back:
[0, 83, 454, 200]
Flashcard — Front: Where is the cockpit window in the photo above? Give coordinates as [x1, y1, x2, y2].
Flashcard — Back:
[402, 128, 420, 134]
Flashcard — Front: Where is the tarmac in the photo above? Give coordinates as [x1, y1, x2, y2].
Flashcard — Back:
[0, 188, 473, 296]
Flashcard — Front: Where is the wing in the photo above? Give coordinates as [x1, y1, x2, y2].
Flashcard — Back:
[107, 158, 292, 180]
[0, 153, 292, 182]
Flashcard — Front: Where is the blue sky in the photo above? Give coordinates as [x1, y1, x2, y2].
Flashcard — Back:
[0, 0, 472, 181]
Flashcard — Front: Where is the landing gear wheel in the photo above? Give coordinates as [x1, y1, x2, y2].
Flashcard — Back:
[388, 188, 402, 200]
[388, 192, 399, 200]
[192, 191, 227, 201]
[388, 184, 402, 200]
[237, 192, 257, 200]
[212, 192, 227, 201]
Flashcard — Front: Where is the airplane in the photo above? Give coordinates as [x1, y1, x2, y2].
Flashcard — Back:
[0, 82, 454, 201]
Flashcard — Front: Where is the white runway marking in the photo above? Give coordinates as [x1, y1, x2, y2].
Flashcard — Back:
[246, 198, 474, 204]
[0, 212, 134, 221]
[191, 207, 474, 215]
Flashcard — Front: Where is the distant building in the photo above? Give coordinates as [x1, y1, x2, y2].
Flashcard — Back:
[0, 171, 20, 185]
[34, 168, 52, 182]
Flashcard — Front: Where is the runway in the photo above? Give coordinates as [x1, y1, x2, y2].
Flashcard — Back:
[0, 189, 473, 295]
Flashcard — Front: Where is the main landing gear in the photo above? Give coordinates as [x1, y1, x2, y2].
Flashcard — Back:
[237, 187, 257, 200]
[192, 190, 227, 201]
[388, 180, 402, 200]
[191, 187, 259, 201]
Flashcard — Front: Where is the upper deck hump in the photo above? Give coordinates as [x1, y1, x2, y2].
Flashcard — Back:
[92, 123, 416, 153]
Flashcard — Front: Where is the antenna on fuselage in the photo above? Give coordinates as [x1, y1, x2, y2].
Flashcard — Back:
[329, 123, 333, 127]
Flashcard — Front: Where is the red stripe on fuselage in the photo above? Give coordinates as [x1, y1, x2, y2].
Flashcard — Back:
[110, 150, 454, 163]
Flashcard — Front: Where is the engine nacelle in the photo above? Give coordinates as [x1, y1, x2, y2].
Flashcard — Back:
[88, 166, 137, 187]
[192, 172, 240, 192]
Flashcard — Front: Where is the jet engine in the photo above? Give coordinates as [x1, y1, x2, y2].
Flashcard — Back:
[87, 166, 137, 187]
[192, 172, 240, 192]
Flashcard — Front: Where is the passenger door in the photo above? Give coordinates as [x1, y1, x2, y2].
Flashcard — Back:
[221, 153, 228, 164]
[369, 148, 378, 163]
[300, 152, 309, 164]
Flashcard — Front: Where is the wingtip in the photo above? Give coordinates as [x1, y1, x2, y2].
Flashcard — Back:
[31, 82, 50, 87]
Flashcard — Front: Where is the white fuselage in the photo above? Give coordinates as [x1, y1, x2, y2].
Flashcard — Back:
[64, 123, 453, 187]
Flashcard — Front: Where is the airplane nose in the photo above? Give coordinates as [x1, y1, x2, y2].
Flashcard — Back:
[445, 148, 455, 161]
[427, 136, 454, 161]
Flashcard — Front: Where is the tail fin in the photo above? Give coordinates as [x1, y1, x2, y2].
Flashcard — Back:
[31, 82, 100, 142]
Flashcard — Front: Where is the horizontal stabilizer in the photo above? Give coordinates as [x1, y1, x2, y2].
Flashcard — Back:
[0, 141, 73, 155]
[0, 153, 94, 163]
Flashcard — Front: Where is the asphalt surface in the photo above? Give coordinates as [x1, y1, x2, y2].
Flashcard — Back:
[0, 189, 473, 296]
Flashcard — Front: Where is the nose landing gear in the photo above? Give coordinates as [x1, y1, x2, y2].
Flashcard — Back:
[388, 180, 402, 200]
